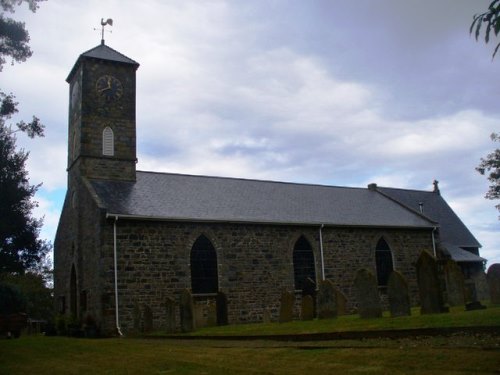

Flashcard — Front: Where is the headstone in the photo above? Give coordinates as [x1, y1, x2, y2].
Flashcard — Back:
[387, 270, 411, 317]
[444, 260, 465, 306]
[302, 277, 317, 317]
[335, 288, 347, 316]
[262, 308, 272, 323]
[207, 301, 217, 327]
[165, 297, 176, 333]
[279, 290, 294, 323]
[216, 292, 229, 326]
[487, 263, 500, 304]
[472, 271, 490, 301]
[416, 250, 448, 314]
[143, 305, 153, 333]
[193, 303, 205, 328]
[180, 289, 194, 332]
[301, 295, 314, 320]
[354, 268, 382, 319]
[316, 279, 337, 319]
[133, 303, 141, 332]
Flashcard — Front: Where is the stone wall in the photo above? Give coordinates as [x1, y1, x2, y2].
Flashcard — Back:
[96, 219, 433, 333]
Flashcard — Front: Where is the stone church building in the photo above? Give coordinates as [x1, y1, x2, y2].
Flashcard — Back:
[54, 43, 485, 335]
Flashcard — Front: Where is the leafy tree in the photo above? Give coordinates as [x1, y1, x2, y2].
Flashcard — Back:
[1, 0, 49, 275]
[470, 0, 500, 58]
[476, 133, 500, 215]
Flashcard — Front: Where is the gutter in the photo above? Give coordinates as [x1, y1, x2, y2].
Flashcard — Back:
[319, 224, 325, 281]
[112, 215, 123, 337]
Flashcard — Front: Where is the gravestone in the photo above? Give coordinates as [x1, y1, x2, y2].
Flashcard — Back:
[472, 271, 490, 302]
[216, 292, 229, 326]
[279, 290, 294, 323]
[143, 305, 153, 333]
[133, 303, 141, 333]
[165, 297, 176, 333]
[335, 288, 347, 316]
[207, 301, 217, 327]
[302, 277, 317, 317]
[317, 279, 337, 319]
[444, 260, 465, 306]
[262, 308, 272, 323]
[487, 263, 500, 304]
[180, 289, 194, 332]
[387, 270, 411, 317]
[354, 268, 382, 318]
[301, 295, 314, 321]
[193, 303, 205, 328]
[416, 250, 447, 314]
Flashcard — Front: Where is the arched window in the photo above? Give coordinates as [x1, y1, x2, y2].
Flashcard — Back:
[375, 237, 394, 287]
[190, 235, 218, 294]
[293, 236, 316, 290]
[102, 126, 114, 156]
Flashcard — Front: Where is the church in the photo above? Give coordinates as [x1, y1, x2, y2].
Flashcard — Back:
[53, 42, 485, 335]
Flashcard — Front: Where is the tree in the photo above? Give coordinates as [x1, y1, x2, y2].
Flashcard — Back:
[470, 0, 500, 58]
[1, 0, 49, 275]
[476, 133, 500, 215]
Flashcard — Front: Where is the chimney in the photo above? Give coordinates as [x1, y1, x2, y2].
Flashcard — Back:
[368, 183, 377, 191]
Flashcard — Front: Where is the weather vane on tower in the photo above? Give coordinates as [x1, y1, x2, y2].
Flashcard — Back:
[96, 18, 113, 45]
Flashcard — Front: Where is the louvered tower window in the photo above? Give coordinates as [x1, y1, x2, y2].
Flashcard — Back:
[102, 126, 114, 156]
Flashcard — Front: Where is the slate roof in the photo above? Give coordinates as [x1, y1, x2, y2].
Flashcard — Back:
[378, 187, 484, 262]
[67, 42, 139, 82]
[89, 171, 436, 228]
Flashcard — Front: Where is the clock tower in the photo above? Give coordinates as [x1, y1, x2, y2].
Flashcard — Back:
[66, 41, 140, 182]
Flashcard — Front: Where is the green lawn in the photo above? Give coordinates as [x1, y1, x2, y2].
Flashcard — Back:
[0, 306, 499, 374]
[183, 304, 500, 336]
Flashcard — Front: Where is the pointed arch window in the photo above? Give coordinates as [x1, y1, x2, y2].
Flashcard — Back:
[190, 235, 218, 294]
[102, 126, 114, 156]
[375, 237, 394, 287]
[293, 236, 316, 290]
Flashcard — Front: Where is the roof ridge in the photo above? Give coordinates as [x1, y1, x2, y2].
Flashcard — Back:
[81, 43, 139, 65]
[136, 169, 366, 191]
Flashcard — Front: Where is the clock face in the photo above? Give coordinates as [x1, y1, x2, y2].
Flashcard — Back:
[95, 75, 123, 101]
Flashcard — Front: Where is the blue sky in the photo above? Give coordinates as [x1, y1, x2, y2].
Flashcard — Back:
[3, 0, 499, 266]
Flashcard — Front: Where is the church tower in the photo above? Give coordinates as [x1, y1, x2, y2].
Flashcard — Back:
[66, 41, 140, 181]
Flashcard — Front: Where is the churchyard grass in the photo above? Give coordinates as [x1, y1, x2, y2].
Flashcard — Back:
[0, 305, 498, 374]
[190, 304, 500, 336]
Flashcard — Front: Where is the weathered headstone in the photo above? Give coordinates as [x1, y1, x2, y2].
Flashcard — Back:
[387, 270, 411, 317]
[487, 263, 500, 304]
[354, 268, 382, 319]
[335, 288, 347, 316]
[302, 277, 317, 317]
[444, 260, 465, 306]
[317, 279, 337, 319]
[193, 303, 205, 328]
[216, 292, 229, 326]
[472, 271, 490, 302]
[133, 302, 142, 333]
[180, 289, 194, 332]
[301, 295, 314, 321]
[207, 301, 217, 327]
[279, 290, 294, 323]
[165, 297, 176, 333]
[262, 308, 272, 324]
[416, 250, 447, 314]
[143, 304, 153, 333]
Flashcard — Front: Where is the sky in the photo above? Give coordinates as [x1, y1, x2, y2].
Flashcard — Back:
[3, 0, 499, 266]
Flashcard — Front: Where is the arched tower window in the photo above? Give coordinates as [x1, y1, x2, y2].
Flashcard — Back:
[190, 235, 218, 294]
[293, 235, 316, 290]
[102, 126, 114, 156]
[375, 237, 394, 287]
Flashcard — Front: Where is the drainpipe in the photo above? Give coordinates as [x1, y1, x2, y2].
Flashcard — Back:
[319, 224, 325, 281]
[431, 227, 437, 258]
[113, 215, 123, 336]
